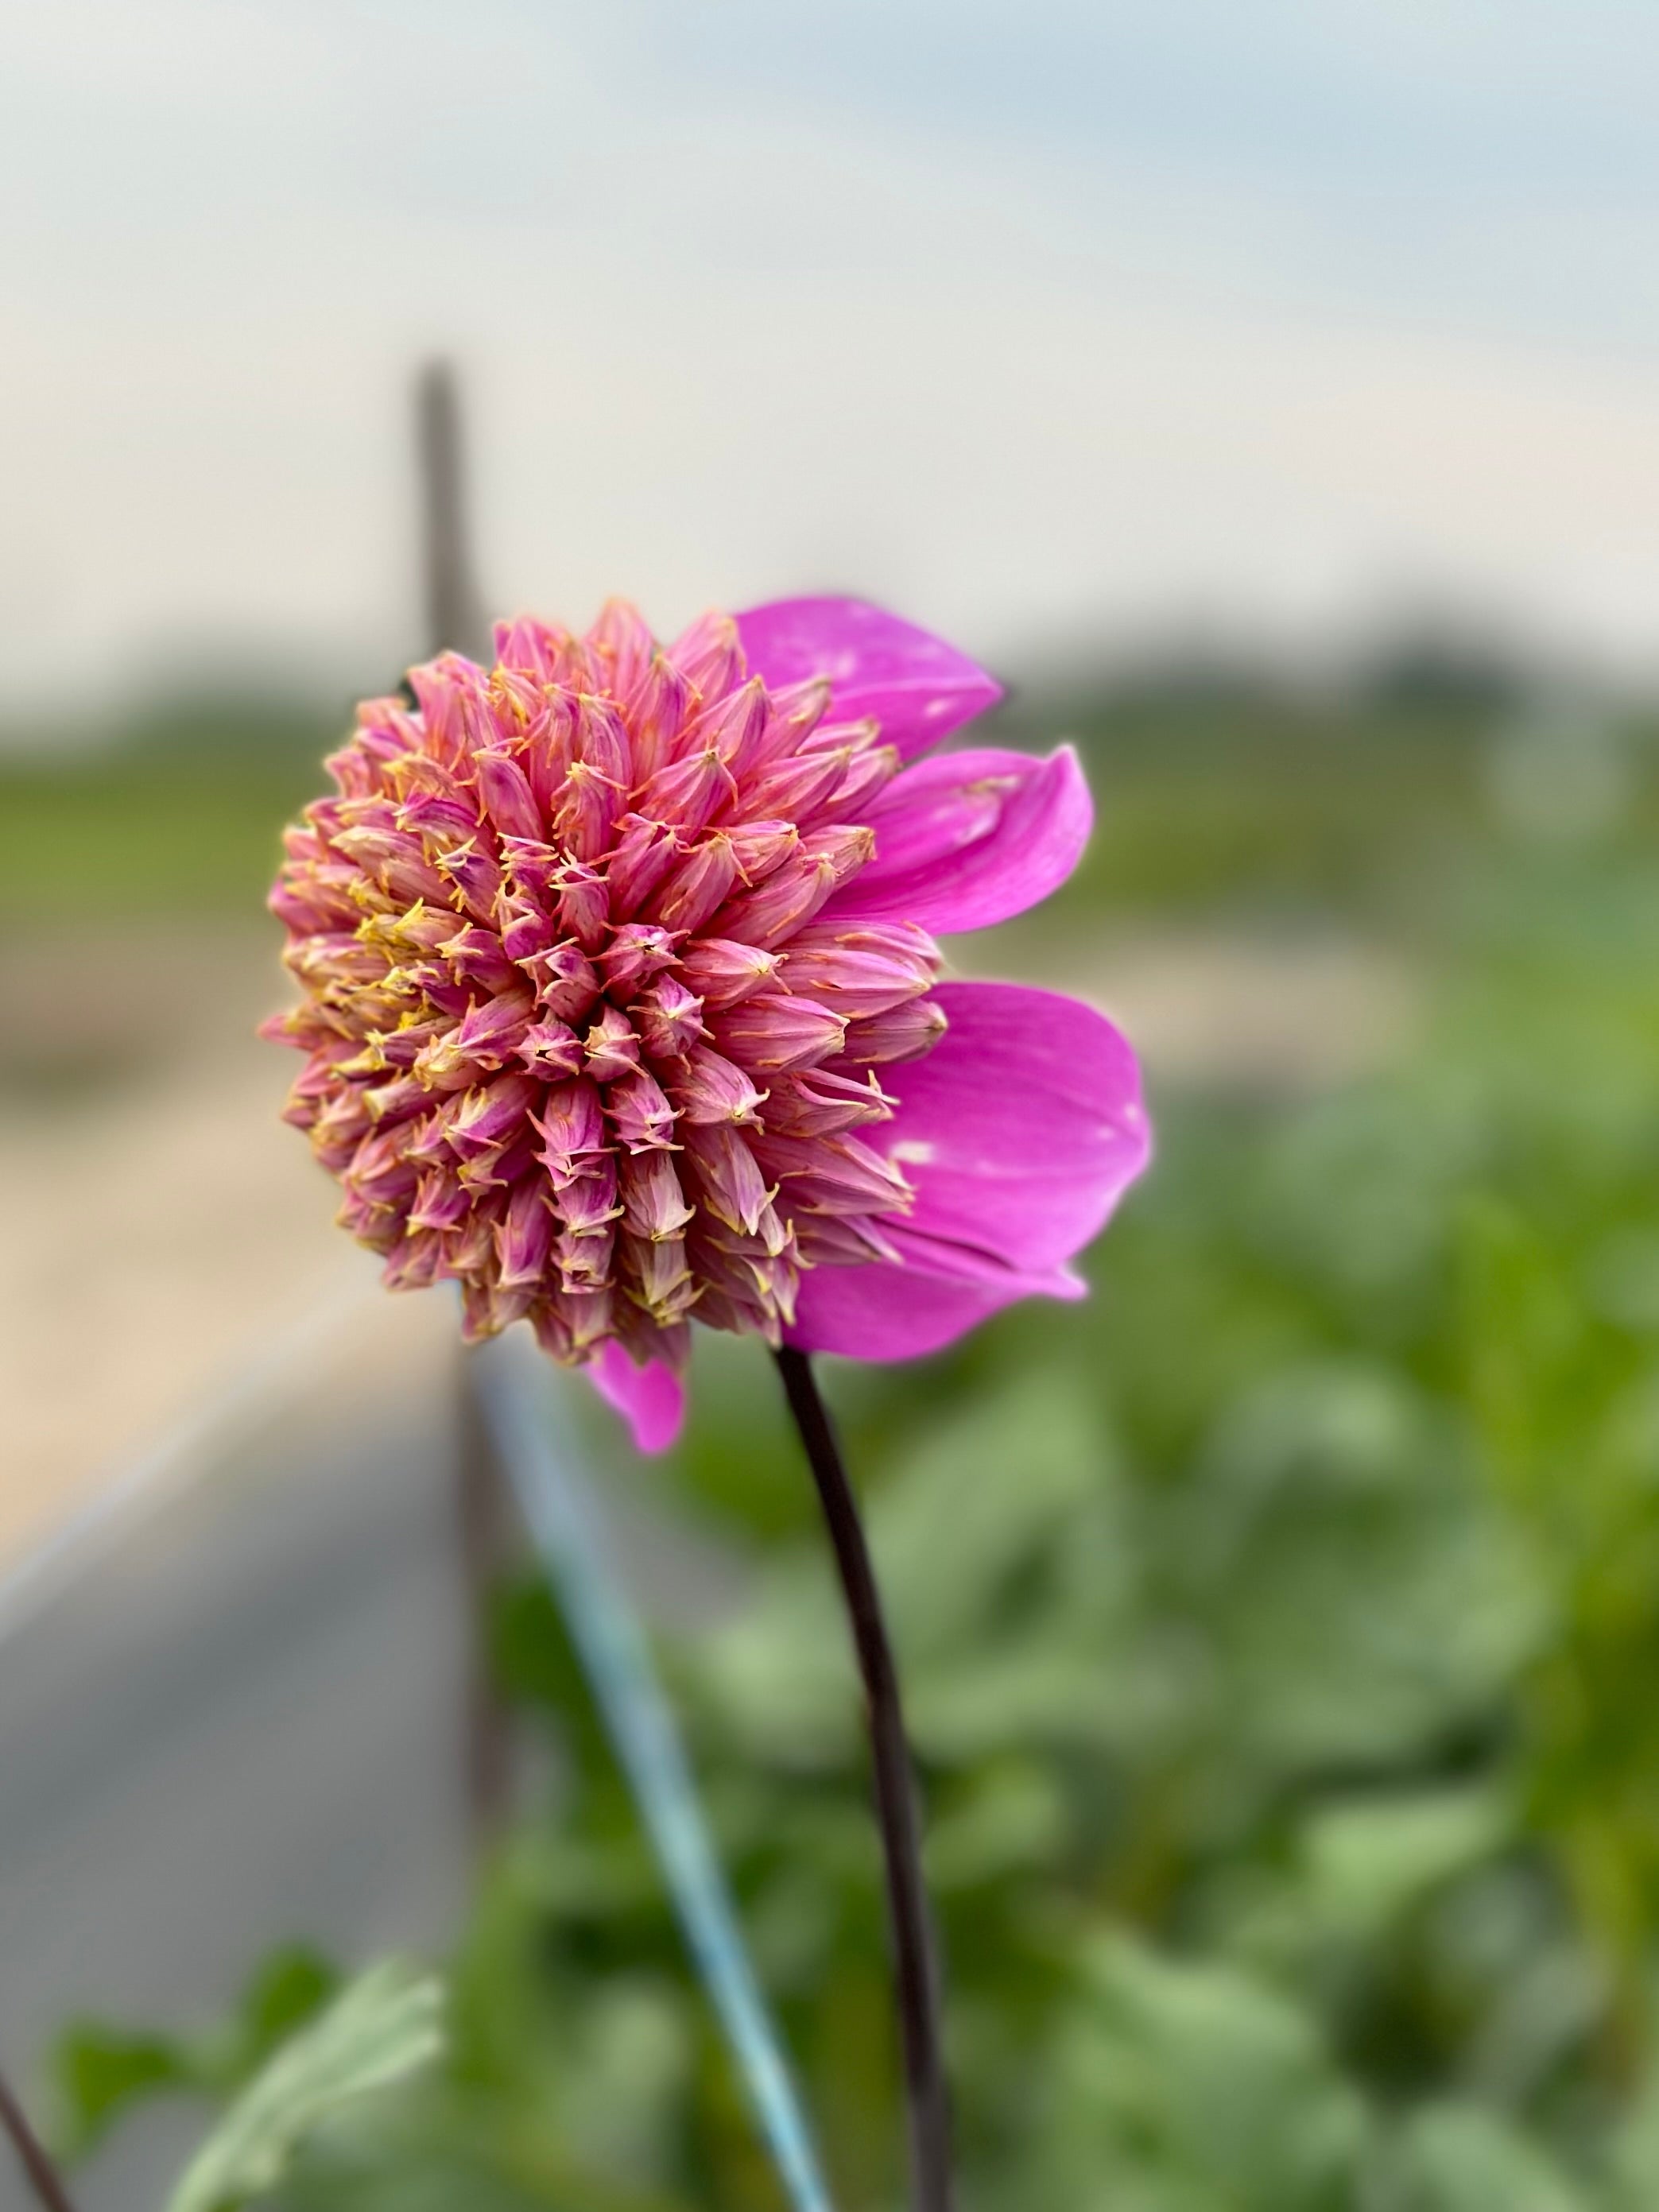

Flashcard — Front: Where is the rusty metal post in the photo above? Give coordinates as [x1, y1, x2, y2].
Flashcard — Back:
[414, 359, 514, 1838]
[415, 361, 484, 663]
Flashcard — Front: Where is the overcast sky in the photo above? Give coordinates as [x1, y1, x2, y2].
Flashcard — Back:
[6, 0, 1659, 706]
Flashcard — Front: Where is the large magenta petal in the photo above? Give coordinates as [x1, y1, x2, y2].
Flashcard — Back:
[587, 1340, 687, 1454]
[884, 981, 1150, 1274]
[828, 746, 1091, 935]
[735, 597, 1002, 761]
[788, 981, 1149, 1362]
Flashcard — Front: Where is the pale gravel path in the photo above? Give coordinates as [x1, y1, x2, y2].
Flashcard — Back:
[955, 921, 1421, 1096]
[0, 927, 451, 1566]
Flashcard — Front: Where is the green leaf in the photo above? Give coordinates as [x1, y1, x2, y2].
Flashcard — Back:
[1386, 2103, 1591, 2212]
[227, 1947, 343, 2072]
[164, 1961, 444, 2212]
[1165, 1358, 1544, 1780]
[924, 1758, 1072, 1892]
[693, 1373, 1117, 1765]
[46, 1947, 342, 2163]
[869, 1373, 1107, 1660]
[1300, 1785, 1513, 1936]
[1607, 2056, 1659, 2207]
[48, 2024, 194, 2160]
[1034, 1932, 1371, 2210]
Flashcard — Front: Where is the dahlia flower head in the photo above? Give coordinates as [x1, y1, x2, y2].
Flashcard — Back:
[265, 596, 1149, 1450]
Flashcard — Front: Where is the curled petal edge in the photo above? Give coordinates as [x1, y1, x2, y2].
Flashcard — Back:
[830, 744, 1092, 935]
[735, 595, 1002, 761]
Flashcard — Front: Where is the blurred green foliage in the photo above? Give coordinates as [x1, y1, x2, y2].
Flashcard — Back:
[0, 692, 336, 920]
[5, 657, 1653, 931]
[42, 664, 1659, 2206]
[52, 1948, 342, 2162]
[162, 1962, 443, 2212]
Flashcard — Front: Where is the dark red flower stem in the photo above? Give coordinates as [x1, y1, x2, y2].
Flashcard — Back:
[0, 2067, 79, 2212]
[773, 1348, 955, 2212]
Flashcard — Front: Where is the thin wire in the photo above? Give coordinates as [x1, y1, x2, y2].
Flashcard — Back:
[0, 2067, 79, 2212]
[473, 1333, 836, 2212]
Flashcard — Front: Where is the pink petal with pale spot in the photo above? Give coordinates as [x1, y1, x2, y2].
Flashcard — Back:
[881, 981, 1149, 1274]
[735, 597, 1002, 761]
[587, 1339, 687, 1452]
[830, 746, 1091, 936]
[787, 981, 1149, 1361]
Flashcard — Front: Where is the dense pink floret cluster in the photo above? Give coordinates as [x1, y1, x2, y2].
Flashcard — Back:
[266, 602, 941, 1374]
[266, 595, 1149, 1450]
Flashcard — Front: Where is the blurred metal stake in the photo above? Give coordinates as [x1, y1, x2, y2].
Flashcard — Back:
[416, 359, 485, 661]
[415, 358, 513, 1838]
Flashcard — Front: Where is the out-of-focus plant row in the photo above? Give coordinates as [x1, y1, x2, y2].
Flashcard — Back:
[42, 657, 1659, 2207]
[8, 646, 1657, 928]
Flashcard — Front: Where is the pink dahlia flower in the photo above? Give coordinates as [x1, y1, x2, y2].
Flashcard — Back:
[263, 597, 1149, 1451]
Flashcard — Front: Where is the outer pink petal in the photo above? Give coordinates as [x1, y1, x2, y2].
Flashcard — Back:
[786, 1248, 1079, 1362]
[735, 596, 1002, 761]
[827, 746, 1091, 935]
[587, 1341, 687, 1454]
[787, 981, 1149, 1362]
[884, 981, 1149, 1273]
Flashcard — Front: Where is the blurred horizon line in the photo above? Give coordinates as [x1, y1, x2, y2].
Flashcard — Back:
[2, 601, 1652, 763]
